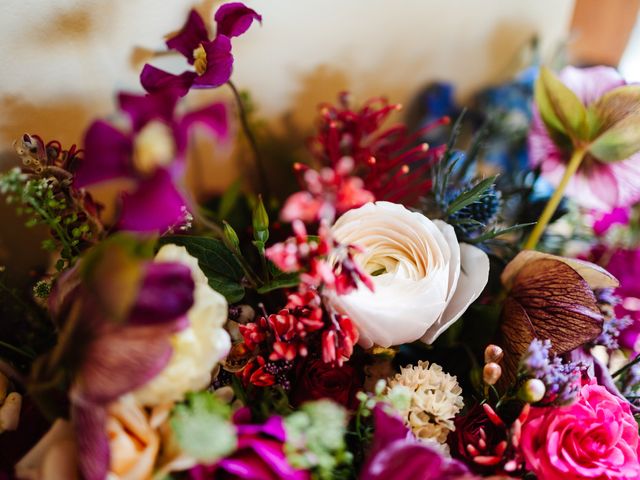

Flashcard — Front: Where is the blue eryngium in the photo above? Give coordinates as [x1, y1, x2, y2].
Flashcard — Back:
[46, 235, 194, 480]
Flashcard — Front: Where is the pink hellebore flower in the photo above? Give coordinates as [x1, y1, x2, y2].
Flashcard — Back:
[141, 4, 261, 96]
[74, 91, 228, 232]
[529, 66, 640, 211]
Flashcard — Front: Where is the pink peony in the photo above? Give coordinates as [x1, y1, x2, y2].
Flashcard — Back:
[528, 66, 640, 211]
[521, 381, 640, 479]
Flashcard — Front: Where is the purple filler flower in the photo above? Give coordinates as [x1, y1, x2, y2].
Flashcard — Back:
[520, 339, 583, 406]
[75, 91, 228, 232]
[361, 407, 474, 480]
[48, 237, 195, 480]
[190, 408, 309, 480]
[141, 4, 261, 96]
[529, 66, 640, 211]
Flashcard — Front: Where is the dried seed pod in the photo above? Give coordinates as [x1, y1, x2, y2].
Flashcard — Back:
[518, 378, 546, 403]
[484, 344, 504, 364]
[483, 362, 502, 385]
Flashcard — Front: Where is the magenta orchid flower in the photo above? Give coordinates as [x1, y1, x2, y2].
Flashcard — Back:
[48, 237, 195, 480]
[529, 66, 640, 211]
[74, 91, 228, 232]
[141, 3, 261, 96]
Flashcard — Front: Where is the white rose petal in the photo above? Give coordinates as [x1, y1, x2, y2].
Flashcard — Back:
[329, 201, 489, 348]
[132, 245, 231, 407]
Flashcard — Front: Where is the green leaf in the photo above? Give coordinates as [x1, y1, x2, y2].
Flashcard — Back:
[257, 271, 300, 293]
[535, 66, 587, 141]
[170, 392, 237, 463]
[445, 175, 498, 216]
[588, 85, 640, 162]
[218, 180, 242, 220]
[159, 235, 245, 303]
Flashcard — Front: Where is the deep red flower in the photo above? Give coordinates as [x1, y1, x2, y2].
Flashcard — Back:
[290, 358, 363, 410]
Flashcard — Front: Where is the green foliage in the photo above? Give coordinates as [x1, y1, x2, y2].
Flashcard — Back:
[159, 235, 245, 303]
[284, 400, 352, 480]
[170, 391, 237, 463]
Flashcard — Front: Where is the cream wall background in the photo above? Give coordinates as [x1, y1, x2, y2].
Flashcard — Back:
[0, 0, 576, 198]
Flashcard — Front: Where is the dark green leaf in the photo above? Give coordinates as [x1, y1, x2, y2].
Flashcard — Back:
[218, 180, 242, 220]
[159, 235, 245, 302]
[257, 272, 300, 293]
[445, 175, 498, 216]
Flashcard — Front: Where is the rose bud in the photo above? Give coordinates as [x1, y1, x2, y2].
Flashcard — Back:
[517, 378, 546, 403]
[483, 363, 502, 385]
[484, 345, 504, 364]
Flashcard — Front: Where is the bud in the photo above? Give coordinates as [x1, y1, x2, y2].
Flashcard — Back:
[252, 195, 269, 244]
[223, 221, 240, 254]
[518, 378, 546, 403]
[483, 362, 502, 385]
[484, 344, 504, 364]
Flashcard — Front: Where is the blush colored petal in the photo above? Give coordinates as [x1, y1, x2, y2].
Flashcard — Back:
[129, 261, 194, 325]
[559, 66, 625, 106]
[166, 9, 210, 61]
[118, 91, 178, 132]
[72, 403, 109, 480]
[117, 168, 187, 232]
[215, 2, 262, 38]
[140, 64, 196, 97]
[75, 120, 132, 188]
[192, 35, 233, 89]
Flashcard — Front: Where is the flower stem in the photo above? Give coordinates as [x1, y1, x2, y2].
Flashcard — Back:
[523, 148, 586, 250]
[227, 80, 270, 199]
[612, 353, 640, 379]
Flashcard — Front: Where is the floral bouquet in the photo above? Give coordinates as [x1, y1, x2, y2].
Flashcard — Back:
[3, 4, 640, 480]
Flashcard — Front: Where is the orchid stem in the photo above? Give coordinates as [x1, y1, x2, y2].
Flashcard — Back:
[227, 80, 270, 199]
[523, 148, 585, 250]
[612, 353, 640, 379]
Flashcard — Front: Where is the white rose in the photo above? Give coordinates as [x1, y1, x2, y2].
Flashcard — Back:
[132, 245, 231, 406]
[329, 201, 489, 348]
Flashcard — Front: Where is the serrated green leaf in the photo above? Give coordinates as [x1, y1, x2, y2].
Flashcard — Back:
[445, 175, 498, 216]
[171, 392, 236, 463]
[535, 66, 587, 141]
[159, 236, 245, 303]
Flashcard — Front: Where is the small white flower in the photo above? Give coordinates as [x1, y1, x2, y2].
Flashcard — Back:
[132, 245, 231, 406]
[329, 201, 489, 347]
[388, 361, 464, 445]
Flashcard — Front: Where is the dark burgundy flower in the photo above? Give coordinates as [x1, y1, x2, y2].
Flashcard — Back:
[141, 4, 261, 96]
[75, 91, 227, 232]
[190, 408, 309, 480]
[291, 358, 362, 409]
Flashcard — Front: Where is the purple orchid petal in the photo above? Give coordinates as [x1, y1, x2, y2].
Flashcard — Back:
[140, 64, 196, 97]
[192, 35, 233, 89]
[175, 102, 229, 152]
[129, 261, 194, 325]
[77, 320, 179, 404]
[592, 207, 631, 235]
[233, 409, 286, 441]
[215, 2, 262, 38]
[118, 91, 179, 132]
[75, 120, 133, 188]
[559, 66, 626, 106]
[166, 9, 210, 61]
[117, 168, 188, 232]
[71, 402, 109, 480]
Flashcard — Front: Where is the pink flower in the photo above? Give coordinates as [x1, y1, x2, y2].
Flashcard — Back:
[529, 66, 640, 211]
[592, 207, 631, 236]
[521, 381, 640, 479]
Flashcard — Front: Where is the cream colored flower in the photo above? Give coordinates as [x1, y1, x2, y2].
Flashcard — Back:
[132, 245, 231, 406]
[329, 201, 489, 348]
[388, 361, 464, 445]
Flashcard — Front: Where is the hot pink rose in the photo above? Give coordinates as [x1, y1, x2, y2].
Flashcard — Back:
[521, 382, 640, 479]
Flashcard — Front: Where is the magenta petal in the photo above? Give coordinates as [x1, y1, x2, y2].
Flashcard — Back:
[140, 64, 196, 97]
[118, 91, 178, 132]
[176, 102, 229, 151]
[75, 120, 132, 188]
[129, 261, 194, 325]
[166, 9, 210, 61]
[192, 35, 233, 89]
[117, 168, 187, 232]
[215, 2, 262, 38]
[72, 403, 109, 480]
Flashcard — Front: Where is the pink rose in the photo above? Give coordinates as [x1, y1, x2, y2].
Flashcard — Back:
[521, 382, 640, 479]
